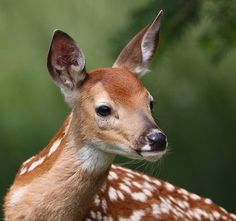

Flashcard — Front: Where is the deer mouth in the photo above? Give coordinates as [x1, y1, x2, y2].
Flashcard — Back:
[135, 145, 167, 162]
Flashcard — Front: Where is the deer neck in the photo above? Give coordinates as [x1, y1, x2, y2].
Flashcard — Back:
[69, 112, 116, 174]
[11, 113, 115, 220]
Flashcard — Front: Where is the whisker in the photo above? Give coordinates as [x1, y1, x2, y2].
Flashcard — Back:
[134, 160, 146, 171]
[116, 159, 137, 166]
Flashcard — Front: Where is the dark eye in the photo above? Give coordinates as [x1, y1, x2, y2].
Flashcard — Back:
[150, 100, 155, 110]
[96, 105, 112, 117]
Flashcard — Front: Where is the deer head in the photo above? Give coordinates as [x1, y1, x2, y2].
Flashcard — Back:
[47, 10, 167, 162]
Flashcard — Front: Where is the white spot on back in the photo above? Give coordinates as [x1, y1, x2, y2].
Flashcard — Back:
[90, 211, 96, 219]
[64, 113, 72, 133]
[119, 183, 131, 194]
[193, 208, 210, 220]
[94, 194, 100, 206]
[130, 210, 145, 221]
[119, 210, 145, 221]
[127, 173, 134, 178]
[132, 181, 143, 189]
[175, 199, 187, 209]
[108, 171, 119, 180]
[143, 189, 152, 197]
[22, 156, 35, 166]
[165, 182, 175, 192]
[177, 188, 189, 195]
[18, 113, 72, 175]
[230, 213, 236, 219]
[152, 204, 161, 216]
[219, 206, 227, 213]
[117, 190, 125, 200]
[48, 138, 62, 157]
[96, 211, 102, 221]
[143, 181, 155, 191]
[100, 183, 107, 192]
[204, 198, 213, 204]
[153, 179, 162, 186]
[131, 192, 147, 202]
[123, 178, 132, 187]
[27, 156, 46, 172]
[108, 187, 118, 201]
[104, 216, 114, 221]
[159, 202, 170, 214]
[182, 200, 190, 208]
[102, 198, 108, 212]
[19, 167, 27, 175]
[190, 193, 201, 200]
[142, 174, 153, 182]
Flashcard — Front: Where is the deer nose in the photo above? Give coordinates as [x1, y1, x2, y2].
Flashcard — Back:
[146, 131, 167, 151]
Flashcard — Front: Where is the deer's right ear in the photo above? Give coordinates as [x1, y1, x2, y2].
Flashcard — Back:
[113, 10, 163, 77]
[47, 30, 87, 98]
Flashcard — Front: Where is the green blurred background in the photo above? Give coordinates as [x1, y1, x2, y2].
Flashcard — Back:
[1, 0, 235, 216]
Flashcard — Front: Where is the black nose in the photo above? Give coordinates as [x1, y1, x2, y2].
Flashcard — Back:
[146, 132, 167, 151]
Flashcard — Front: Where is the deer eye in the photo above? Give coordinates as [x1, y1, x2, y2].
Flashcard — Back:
[96, 105, 112, 117]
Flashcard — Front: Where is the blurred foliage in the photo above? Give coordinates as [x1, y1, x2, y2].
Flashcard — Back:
[200, 0, 236, 61]
[0, 0, 235, 217]
[113, 0, 236, 212]
[112, 0, 236, 61]
[112, 0, 201, 55]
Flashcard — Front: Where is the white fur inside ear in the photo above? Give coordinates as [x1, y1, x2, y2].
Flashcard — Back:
[137, 23, 160, 77]
[141, 40, 154, 64]
[69, 63, 86, 83]
[60, 72, 74, 89]
[134, 66, 150, 77]
[141, 21, 160, 64]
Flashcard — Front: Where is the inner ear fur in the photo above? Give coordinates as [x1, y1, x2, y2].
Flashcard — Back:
[47, 30, 87, 92]
[113, 10, 163, 77]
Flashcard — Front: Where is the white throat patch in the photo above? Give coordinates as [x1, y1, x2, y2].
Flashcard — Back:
[77, 145, 114, 172]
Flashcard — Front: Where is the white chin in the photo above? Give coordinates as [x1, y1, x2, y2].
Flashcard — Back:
[91, 140, 166, 161]
[138, 144, 167, 162]
[141, 151, 166, 162]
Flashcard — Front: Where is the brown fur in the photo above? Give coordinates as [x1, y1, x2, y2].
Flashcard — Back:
[4, 67, 155, 221]
[4, 11, 235, 221]
[85, 68, 147, 105]
[13, 116, 71, 186]
[4, 111, 113, 220]
[85, 165, 236, 221]
[5, 68, 236, 221]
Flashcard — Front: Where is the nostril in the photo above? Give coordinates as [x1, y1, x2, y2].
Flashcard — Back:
[146, 132, 167, 151]
[147, 132, 159, 144]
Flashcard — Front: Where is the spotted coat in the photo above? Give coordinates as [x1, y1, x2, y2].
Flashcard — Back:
[85, 165, 236, 221]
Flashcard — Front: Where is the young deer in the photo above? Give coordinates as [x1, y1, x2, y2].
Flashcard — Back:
[4, 11, 236, 221]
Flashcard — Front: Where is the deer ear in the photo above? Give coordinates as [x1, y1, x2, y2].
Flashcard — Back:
[47, 30, 87, 97]
[113, 10, 163, 77]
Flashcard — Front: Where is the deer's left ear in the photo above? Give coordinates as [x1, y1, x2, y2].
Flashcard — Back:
[47, 30, 87, 96]
[113, 10, 163, 77]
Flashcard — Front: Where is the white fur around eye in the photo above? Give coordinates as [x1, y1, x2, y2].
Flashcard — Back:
[95, 115, 115, 130]
[94, 99, 117, 130]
